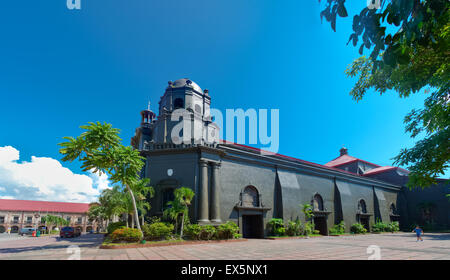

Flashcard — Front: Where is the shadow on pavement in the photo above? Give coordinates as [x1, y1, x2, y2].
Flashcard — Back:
[376, 232, 450, 241]
[0, 234, 104, 255]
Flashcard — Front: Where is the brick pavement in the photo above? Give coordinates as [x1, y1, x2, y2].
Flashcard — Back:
[0, 232, 448, 260]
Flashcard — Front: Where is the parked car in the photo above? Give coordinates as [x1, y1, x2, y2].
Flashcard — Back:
[19, 227, 36, 236]
[60, 227, 81, 238]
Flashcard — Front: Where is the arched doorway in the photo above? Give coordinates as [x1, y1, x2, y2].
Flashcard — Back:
[236, 186, 267, 239]
[312, 194, 329, 235]
[11, 226, 19, 233]
[86, 226, 93, 232]
[357, 199, 370, 231]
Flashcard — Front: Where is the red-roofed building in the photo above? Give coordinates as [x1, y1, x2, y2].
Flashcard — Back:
[325, 147, 380, 175]
[0, 199, 98, 234]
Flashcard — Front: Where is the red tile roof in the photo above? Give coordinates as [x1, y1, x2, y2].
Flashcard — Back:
[325, 154, 381, 168]
[363, 166, 410, 176]
[0, 199, 90, 213]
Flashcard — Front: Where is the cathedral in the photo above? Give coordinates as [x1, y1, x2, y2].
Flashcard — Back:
[131, 78, 449, 238]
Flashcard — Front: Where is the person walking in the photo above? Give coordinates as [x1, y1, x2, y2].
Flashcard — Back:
[412, 225, 424, 242]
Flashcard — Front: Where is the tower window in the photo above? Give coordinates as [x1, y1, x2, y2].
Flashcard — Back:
[174, 98, 184, 109]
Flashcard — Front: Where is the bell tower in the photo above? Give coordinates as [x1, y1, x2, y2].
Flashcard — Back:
[132, 78, 220, 150]
[131, 102, 156, 150]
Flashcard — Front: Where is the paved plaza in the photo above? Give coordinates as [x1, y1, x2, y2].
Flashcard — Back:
[0, 232, 448, 260]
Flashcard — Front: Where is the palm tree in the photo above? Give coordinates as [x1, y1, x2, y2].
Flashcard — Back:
[173, 187, 195, 237]
[41, 215, 57, 234]
[163, 198, 184, 235]
[130, 178, 154, 225]
[59, 122, 146, 237]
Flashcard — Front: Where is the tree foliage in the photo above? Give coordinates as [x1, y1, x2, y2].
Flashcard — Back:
[41, 214, 69, 233]
[59, 122, 149, 235]
[163, 187, 195, 237]
[319, 0, 449, 188]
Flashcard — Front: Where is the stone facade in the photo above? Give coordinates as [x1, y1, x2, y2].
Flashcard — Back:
[131, 78, 449, 237]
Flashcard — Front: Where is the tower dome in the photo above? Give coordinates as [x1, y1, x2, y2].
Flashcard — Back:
[169, 78, 203, 93]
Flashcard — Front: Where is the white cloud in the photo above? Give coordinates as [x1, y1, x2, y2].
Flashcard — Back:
[0, 146, 110, 203]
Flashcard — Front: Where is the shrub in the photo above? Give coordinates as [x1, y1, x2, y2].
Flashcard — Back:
[200, 225, 217, 240]
[303, 221, 314, 236]
[184, 224, 202, 240]
[268, 218, 285, 236]
[286, 221, 302, 236]
[107, 221, 126, 235]
[372, 221, 388, 233]
[110, 227, 142, 243]
[184, 224, 218, 240]
[329, 221, 346, 235]
[389, 221, 400, 232]
[350, 223, 367, 234]
[372, 221, 400, 233]
[217, 221, 240, 240]
[142, 222, 174, 241]
[146, 216, 161, 224]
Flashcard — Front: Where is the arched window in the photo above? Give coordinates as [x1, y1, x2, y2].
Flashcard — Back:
[242, 186, 259, 207]
[358, 199, 367, 213]
[313, 194, 324, 211]
[174, 98, 184, 109]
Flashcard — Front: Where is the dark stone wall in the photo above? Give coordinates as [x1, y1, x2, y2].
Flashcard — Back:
[336, 180, 374, 232]
[403, 180, 450, 230]
[145, 152, 199, 220]
[365, 171, 450, 230]
[142, 147, 402, 236]
[218, 158, 277, 236]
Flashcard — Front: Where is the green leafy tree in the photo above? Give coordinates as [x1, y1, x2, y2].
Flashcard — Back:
[88, 203, 107, 231]
[170, 187, 195, 237]
[163, 198, 184, 235]
[300, 203, 314, 220]
[131, 178, 154, 225]
[300, 203, 315, 236]
[42, 215, 69, 233]
[59, 122, 145, 237]
[41, 215, 57, 234]
[318, 0, 449, 188]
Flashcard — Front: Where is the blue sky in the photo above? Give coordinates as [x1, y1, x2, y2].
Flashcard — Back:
[0, 1, 434, 201]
